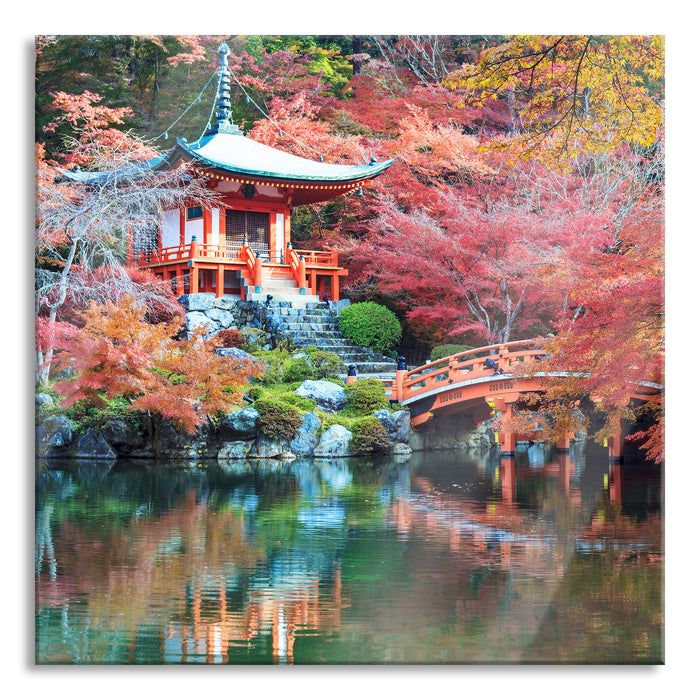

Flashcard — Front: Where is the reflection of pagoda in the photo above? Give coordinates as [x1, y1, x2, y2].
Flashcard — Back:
[68, 42, 393, 303]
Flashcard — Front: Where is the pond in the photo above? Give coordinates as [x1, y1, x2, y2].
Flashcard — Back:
[35, 442, 663, 664]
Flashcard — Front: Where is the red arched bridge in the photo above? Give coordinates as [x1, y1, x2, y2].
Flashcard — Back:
[370, 339, 662, 460]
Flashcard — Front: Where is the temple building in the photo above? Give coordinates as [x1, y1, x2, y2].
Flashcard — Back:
[68, 42, 393, 303]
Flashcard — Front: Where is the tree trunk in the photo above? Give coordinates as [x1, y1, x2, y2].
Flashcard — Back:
[352, 36, 363, 76]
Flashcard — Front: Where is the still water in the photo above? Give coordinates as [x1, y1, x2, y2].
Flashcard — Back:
[35, 443, 663, 664]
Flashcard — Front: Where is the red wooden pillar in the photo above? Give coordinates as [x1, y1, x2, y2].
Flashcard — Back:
[556, 432, 573, 452]
[126, 222, 135, 265]
[309, 269, 317, 296]
[254, 254, 263, 291]
[297, 255, 306, 292]
[203, 206, 212, 248]
[179, 209, 186, 247]
[331, 273, 340, 302]
[176, 266, 185, 297]
[498, 402, 516, 457]
[216, 265, 225, 298]
[608, 434, 623, 462]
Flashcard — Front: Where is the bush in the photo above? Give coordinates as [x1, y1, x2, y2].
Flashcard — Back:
[345, 378, 390, 415]
[215, 328, 245, 348]
[253, 398, 303, 440]
[349, 416, 391, 454]
[239, 327, 267, 352]
[305, 349, 345, 379]
[282, 355, 314, 383]
[257, 348, 291, 384]
[277, 391, 316, 412]
[338, 302, 401, 354]
[281, 348, 345, 383]
[430, 344, 475, 362]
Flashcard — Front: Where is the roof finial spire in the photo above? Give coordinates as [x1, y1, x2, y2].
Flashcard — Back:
[207, 42, 241, 136]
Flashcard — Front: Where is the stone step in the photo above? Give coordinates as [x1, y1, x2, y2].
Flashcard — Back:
[281, 323, 339, 333]
[247, 292, 321, 306]
[347, 362, 399, 374]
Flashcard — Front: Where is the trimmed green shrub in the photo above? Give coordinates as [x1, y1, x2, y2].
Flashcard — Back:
[282, 355, 314, 383]
[305, 349, 344, 379]
[429, 344, 475, 362]
[345, 378, 390, 415]
[338, 302, 401, 354]
[281, 348, 344, 383]
[349, 416, 391, 454]
[257, 348, 291, 384]
[253, 398, 303, 440]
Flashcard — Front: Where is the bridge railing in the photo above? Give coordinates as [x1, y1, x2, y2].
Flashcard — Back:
[401, 340, 543, 400]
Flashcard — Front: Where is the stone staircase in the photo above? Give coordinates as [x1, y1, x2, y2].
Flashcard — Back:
[239, 270, 321, 306]
[265, 300, 398, 376]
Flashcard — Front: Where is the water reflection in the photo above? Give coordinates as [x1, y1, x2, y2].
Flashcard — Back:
[35, 445, 662, 664]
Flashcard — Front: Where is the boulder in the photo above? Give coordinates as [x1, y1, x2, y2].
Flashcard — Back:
[392, 410, 412, 443]
[178, 293, 216, 312]
[36, 415, 74, 458]
[206, 308, 235, 328]
[313, 425, 353, 457]
[289, 412, 322, 457]
[248, 435, 291, 459]
[372, 409, 398, 439]
[295, 380, 346, 413]
[219, 407, 260, 440]
[391, 443, 413, 455]
[74, 428, 118, 461]
[218, 441, 253, 460]
[155, 420, 215, 460]
[102, 417, 148, 456]
[35, 393, 54, 415]
[185, 311, 219, 336]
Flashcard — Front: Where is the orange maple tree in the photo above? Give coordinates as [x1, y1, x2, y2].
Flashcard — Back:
[53, 297, 261, 433]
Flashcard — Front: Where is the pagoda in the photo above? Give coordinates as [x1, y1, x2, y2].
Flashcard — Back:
[74, 42, 393, 303]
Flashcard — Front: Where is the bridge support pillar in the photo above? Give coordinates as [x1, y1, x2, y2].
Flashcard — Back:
[608, 433, 624, 462]
[497, 402, 516, 457]
[556, 432, 574, 452]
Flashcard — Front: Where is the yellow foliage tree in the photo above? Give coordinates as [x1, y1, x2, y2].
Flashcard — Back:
[445, 35, 664, 160]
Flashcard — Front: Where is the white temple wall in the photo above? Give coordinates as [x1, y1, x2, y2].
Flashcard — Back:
[184, 218, 203, 245]
[162, 209, 180, 248]
[211, 207, 220, 246]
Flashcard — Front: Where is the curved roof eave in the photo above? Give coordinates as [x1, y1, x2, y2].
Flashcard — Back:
[159, 135, 394, 184]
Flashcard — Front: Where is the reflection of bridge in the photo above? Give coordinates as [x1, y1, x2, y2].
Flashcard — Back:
[376, 340, 662, 461]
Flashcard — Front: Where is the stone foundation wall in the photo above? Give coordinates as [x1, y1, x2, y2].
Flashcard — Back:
[35, 391, 496, 464]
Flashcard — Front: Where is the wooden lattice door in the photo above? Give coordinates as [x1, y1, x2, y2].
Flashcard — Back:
[225, 210, 270, 257]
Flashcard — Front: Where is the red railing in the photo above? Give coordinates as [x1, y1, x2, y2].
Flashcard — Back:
[134, 244, 338, 269]
[401, 340, 541, 401]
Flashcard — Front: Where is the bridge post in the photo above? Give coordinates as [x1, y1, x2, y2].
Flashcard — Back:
[497, 402, 516, 458]
[395, 356, 407, 403]
[556, 432, 574, 452]
[607, 418, 624, 462]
